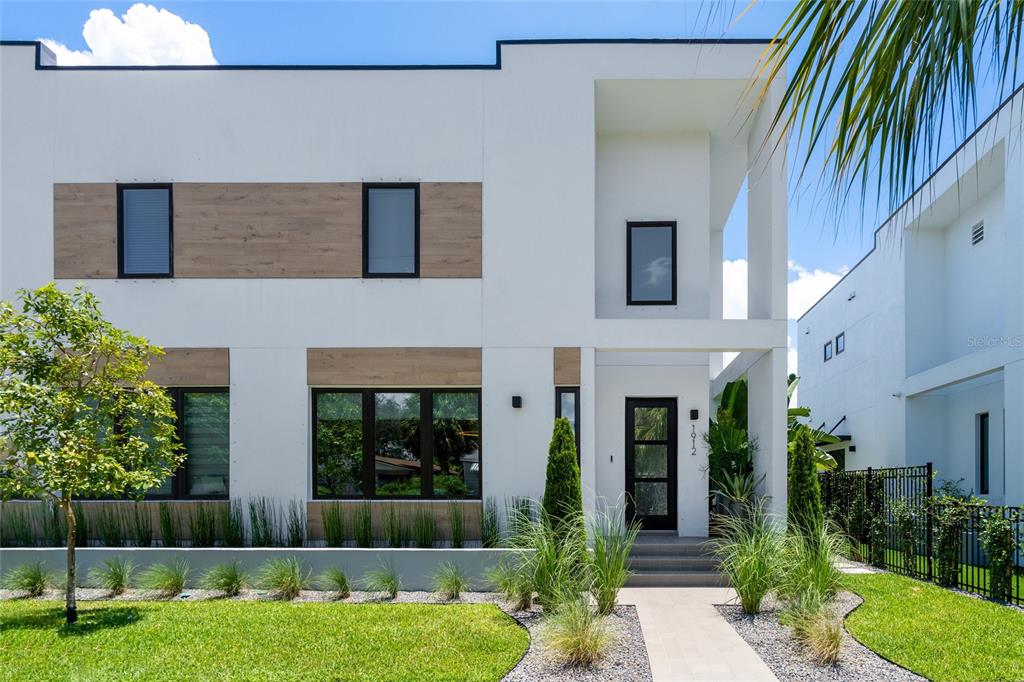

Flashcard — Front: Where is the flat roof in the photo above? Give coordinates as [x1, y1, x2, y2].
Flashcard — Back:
[0, 38, 773, 72]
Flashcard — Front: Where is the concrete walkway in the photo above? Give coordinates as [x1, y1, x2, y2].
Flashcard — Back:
[618, 587, 778, 682]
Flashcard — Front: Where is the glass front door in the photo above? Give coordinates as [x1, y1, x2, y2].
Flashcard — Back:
[625, 398, 677, 530]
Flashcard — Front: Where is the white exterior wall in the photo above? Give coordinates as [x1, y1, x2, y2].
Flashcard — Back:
[0, 41, 789, 534]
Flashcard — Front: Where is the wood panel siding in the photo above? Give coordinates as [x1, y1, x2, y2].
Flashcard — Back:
[307, 500, 481, 542]
[419, 182, 482, 278]
[173, 183, 362, 277]
[307, 348, 482, 386]
[146, 348, 230, 386]
[553, 347, 581, 385]
[53, 183, 117, 279]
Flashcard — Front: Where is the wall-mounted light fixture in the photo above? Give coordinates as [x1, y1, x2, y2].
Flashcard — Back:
[511, 395, 523, 409]
[848, 291, 856, 301]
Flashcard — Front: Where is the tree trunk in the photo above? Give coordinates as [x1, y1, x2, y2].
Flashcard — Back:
[62, 499, 78, 624]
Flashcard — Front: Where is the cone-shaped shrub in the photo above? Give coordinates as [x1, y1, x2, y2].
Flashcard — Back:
[788, 426, 823, 534]
[542, 417, 583, 536]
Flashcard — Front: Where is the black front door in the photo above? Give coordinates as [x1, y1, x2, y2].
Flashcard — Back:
[625, 398, 677, 530]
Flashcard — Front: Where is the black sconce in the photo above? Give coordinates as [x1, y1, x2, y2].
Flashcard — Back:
[690, 408, 699, 421]
[512, 395, 523, 409]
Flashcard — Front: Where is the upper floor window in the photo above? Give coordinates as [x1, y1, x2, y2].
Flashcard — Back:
[118, 184, 172, 277]
[835, 332, 845, 355]
[824, 340, 833, 362]
[363, 183, 419, 277]
[627, 221, 676, 305]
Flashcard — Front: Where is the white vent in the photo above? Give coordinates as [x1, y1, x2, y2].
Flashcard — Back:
[971, 222, 984, 245]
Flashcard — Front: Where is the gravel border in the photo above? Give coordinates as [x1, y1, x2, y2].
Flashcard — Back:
[0, 588, 652, 681]
[716, 593, 924, 682]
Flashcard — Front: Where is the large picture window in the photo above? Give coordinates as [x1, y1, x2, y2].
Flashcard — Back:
[313, 388, 480, 499]
[118, 184, 173, 277]
[627, 221, 676, 305]
[150, 388, 229, 499]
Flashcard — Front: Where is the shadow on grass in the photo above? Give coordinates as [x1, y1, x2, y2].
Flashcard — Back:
[1, 606, 144, 636]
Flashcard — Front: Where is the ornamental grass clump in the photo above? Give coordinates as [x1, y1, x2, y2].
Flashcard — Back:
[481, 497, 500, 548]
[188, 502, 216, 548]
[508, 506, 588, 613]
[448, 501, 465, 549]
[353, 501, 373, 548]
[286, 499, 306, 548]
[588, 505, 640, 615]
[363, 563, 401, 600]
[2, 561, 53, 597]
[158, 503, 180, 548]
[140, 559, 189, 597]
[710, 499, 785, 614]
[130, 502, 153, 547]
[793, 602, 844, 665]
[778, 519, 846, 605]
[219, 500, 245, 548]
[542, 593, 611, 668]
[201, 561, 249, 597]
[413, 508, 436, 548]
[321, 502, 347, 548]
[385, 503, 406, 548]
[248, 497, 279, 547]
[319, 566, 351, 599]
[433, 562, 469, 601]
[487, 561, 533, 611]
[258, 557, 310, 600]
[89, 558, 135, 596]
[96, 504, 126, 547]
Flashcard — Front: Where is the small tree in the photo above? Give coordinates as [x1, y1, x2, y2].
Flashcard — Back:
[0, 284, 181, 623]
[787, 426, 823, 534]
[542, 417, 583, 534]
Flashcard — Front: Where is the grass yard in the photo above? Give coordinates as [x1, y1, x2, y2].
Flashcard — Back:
[844, 572, 1024, 682]
[0, 600, 528, 682]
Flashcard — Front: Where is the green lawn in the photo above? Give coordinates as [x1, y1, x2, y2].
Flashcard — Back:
[0, 600, 528, 682]
[844, 573, 1024, 682]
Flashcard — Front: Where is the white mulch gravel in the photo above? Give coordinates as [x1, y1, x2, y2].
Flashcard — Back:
[0, 588, 652, 681]
[716, 592, 924, 682]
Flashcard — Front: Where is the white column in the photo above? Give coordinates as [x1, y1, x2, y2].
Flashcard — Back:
[747, 347, 788, 517]
[709, 228, 725, 376]
[1004, 361, 1024, 506]
[579, 347, 598, 519]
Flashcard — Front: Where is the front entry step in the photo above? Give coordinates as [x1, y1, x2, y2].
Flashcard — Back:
[625, 532, 726, 587]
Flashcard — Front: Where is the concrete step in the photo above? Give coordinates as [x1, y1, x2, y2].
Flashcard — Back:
[625, 570, 729, 587]
[631, 535, 712, 557]
[628, 555, 719, 572]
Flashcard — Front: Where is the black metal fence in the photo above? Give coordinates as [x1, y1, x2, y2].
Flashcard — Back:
[820, 463, 1024, 606]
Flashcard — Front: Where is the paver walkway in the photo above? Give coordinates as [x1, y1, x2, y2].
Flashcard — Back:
[618, 587, 778, 682]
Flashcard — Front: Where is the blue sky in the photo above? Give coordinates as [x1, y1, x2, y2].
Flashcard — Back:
[1, 1, 1013, 344]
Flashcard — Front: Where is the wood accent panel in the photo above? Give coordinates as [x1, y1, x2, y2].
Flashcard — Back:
[53, 183, 117, 279]
[307, 500, 481, 542]
[146, 348, 230, 386]
[419, 182, 482, 278]
[307, 347, 482, 386]
[173, 183, 362, 277]
[553, 347, 581, 385]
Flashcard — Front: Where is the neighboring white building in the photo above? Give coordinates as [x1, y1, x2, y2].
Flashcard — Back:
[0, 39, 789, 538]
[798, 89, 1024, 506]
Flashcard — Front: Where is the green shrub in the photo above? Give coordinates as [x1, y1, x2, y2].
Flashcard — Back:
[188, 502, 217, 547]
[787, 427, 823, 534]
[258, 557, 310, 600]
[481, 497, 499, 548]
[286, 500, 306, 548]
[931, 496, 983, 587]
[363, 564, 401, 600]
[248, 497, 279, 547]
[589, 506, 640, 615]
[158, 502, 180, 548]
[89, 558, 135, 595]
[140, 559, 189, 597]
[219, 500, 245, 547]
[891, 498, 917, 572]
[449, 501, 465, 549]
[385, 503, 406, 548]
[322, 502, 347, 547]
[508, 506, 587, 613]
[353, 501, 373, 548]
[319, 566, 351, 599]
[487, 561, 533, 610]
[433, 562, 469, 600]
[97, 504, 126, 547]
[542, 418, 583, 536]
[2, 561, 53, 596]
[542, 594, 611, 667]
[413, 508, 436, 548]
[710, 499, 785, 614]
[201, 561, 248, 597]
[979, 512, 1021, 602]
[130, 502, 153, 547]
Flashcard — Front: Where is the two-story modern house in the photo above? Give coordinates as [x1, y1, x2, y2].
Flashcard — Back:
[0, 39, 789, 541]
[798, 88, 1024, 506]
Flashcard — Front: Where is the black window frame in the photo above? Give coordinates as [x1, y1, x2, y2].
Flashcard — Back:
[148, 387, 229, 501]
[978, 412, 990, 495]
[823, 340, 833, 362]
[555, 386, 581, 459]
[117, 183, 174, 278]
[835, 332, 845, 355]
[626, 220, 677, 306]
[312, 387, 482, 500]
[362, 183, 421, 278]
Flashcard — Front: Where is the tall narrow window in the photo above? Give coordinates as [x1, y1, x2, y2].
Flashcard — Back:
[555, 386, 581, 458]
[363, 184, 419, 277]
[835, 332, 845, 355]
[627, 221, 677, 305]
[374, 392, 422, 496]
[143, 387, 229, 499]
[119, 184, 172, 277]
[978, 412, 990, 495]
[824, 340, 833, 362]
[314, 391, 364, 497]
[432, 392, 480, 497]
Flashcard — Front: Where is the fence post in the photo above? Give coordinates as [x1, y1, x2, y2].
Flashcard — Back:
[926, 461, 933, 583]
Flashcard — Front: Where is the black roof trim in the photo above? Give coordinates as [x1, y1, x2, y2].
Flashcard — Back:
[798, 78, 1024, 323]
[0, 38, 773, 72]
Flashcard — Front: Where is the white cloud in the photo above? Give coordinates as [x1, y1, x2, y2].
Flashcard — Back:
[787, 260, 848, 320]
[41, 4, 216, 66]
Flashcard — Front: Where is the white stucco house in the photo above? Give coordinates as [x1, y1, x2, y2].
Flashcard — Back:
[797, 88, 1024, 506]
[0, 39, 789, 546]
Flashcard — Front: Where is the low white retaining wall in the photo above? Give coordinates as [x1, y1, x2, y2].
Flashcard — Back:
[0, 548, 519, 592]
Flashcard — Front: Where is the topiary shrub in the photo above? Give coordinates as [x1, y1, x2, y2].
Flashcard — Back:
[787, 426, 823, 534]
[542, 418, 583, 536]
